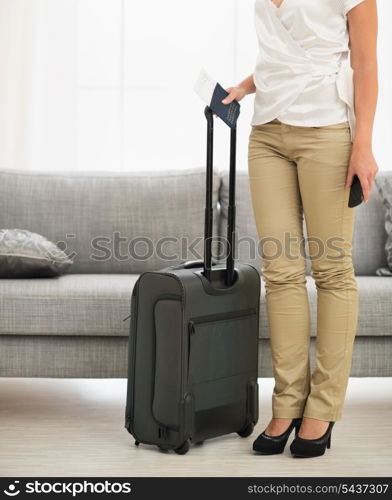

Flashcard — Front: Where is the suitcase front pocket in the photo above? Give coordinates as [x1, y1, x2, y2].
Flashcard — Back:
[152, 296, 183, 430]
[187, 308, 258, 386]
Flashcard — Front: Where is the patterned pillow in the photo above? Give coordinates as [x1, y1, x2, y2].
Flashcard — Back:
[0, 229, 73, 278]
[375, 176, 392, 276]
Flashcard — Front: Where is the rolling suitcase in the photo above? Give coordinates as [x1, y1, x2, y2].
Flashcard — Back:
[125, 106, 261, 454]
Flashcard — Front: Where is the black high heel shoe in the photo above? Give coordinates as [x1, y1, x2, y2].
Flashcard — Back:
[290, 421, 335, 458]
[253, 418, 302, 455]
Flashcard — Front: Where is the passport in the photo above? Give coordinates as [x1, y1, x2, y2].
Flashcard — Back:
[194, 68, 240, 129]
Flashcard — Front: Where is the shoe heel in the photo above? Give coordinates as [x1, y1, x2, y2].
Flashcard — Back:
[294, 420, 302, 436]
[327, 433, 331, 449]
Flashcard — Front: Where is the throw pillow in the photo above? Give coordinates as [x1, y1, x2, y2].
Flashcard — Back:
[0, 228, 73, 278]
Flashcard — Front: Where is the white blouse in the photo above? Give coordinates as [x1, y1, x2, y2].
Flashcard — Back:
[252, 0, 367, 141]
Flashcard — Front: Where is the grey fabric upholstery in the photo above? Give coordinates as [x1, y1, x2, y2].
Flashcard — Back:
[0, 274, 137, 337]
[0, 335, 127, 378]
[1, 274, 389, 340]
[1, 335, 389, 378]
[0, 168, 220, 274]
[0, 167, 391, 378]
[219, 169, 389, 276]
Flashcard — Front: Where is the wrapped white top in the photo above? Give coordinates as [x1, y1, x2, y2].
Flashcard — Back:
[252, 0, 367, 141]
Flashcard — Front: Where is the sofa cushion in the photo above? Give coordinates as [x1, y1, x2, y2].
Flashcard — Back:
[0, 168, 220, 273]
[219, 169, 389, 276]
[1, 274, 389, 340]
[0, 274, 136, 337]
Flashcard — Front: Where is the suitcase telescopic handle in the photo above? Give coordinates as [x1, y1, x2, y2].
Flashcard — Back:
[203, 106, 237, 287]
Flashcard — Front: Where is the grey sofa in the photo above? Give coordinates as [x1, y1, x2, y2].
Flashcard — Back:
[0, 167, 391, 378]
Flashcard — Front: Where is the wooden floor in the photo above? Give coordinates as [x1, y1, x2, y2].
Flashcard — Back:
[0, 377, 391, 477]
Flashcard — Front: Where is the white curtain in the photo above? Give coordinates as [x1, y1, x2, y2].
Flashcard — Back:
[0, 0, 77, 171]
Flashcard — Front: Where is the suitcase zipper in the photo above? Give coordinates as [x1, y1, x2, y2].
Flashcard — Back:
[188, 307, 257, 330]
[125, 279, 141, 434]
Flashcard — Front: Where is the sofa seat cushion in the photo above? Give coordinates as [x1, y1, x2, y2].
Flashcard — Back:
[1, 275, 390, 340]
[259, 276, 392, 339]
[0, 274, 138, 337]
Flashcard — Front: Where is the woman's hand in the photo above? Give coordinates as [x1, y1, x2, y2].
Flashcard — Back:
[345, 145, 379, 203]
[220, 75, 255, 106]
[212, 74, 255, 117]
[222, 86, 248, 105]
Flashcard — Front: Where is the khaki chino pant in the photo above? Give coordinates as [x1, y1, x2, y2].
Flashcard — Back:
[248, 119, 359, 422]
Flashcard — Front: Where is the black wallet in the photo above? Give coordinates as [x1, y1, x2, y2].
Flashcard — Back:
[348, 174, 364, 208]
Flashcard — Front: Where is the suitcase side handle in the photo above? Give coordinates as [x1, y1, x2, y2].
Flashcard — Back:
[164, 259, 218, 271]
[204, 106, 237, 286]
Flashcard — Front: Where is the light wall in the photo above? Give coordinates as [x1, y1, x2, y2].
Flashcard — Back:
[0, 0, 390, 172]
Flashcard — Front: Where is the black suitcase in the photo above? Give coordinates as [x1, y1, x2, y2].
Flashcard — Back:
[125, 106, 261, 454]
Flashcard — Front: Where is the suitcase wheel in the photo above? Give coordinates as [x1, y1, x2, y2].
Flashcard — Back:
[237, 423, 255, 438]
[174, 440, 190, 455]
[134, 440, 140, 446]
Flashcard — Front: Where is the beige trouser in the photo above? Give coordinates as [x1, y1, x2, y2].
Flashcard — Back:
[248, 119, 359, 422]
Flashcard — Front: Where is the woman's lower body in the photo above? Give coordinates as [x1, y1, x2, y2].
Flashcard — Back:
[248, 118, 359, 423]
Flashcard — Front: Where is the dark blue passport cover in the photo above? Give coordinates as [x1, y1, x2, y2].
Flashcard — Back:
[210, 83, 240, 129]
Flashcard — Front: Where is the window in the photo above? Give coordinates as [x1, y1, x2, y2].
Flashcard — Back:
[76, 0, 257, 172]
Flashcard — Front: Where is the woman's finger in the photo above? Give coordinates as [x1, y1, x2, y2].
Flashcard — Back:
[222, 90, 237, 105]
